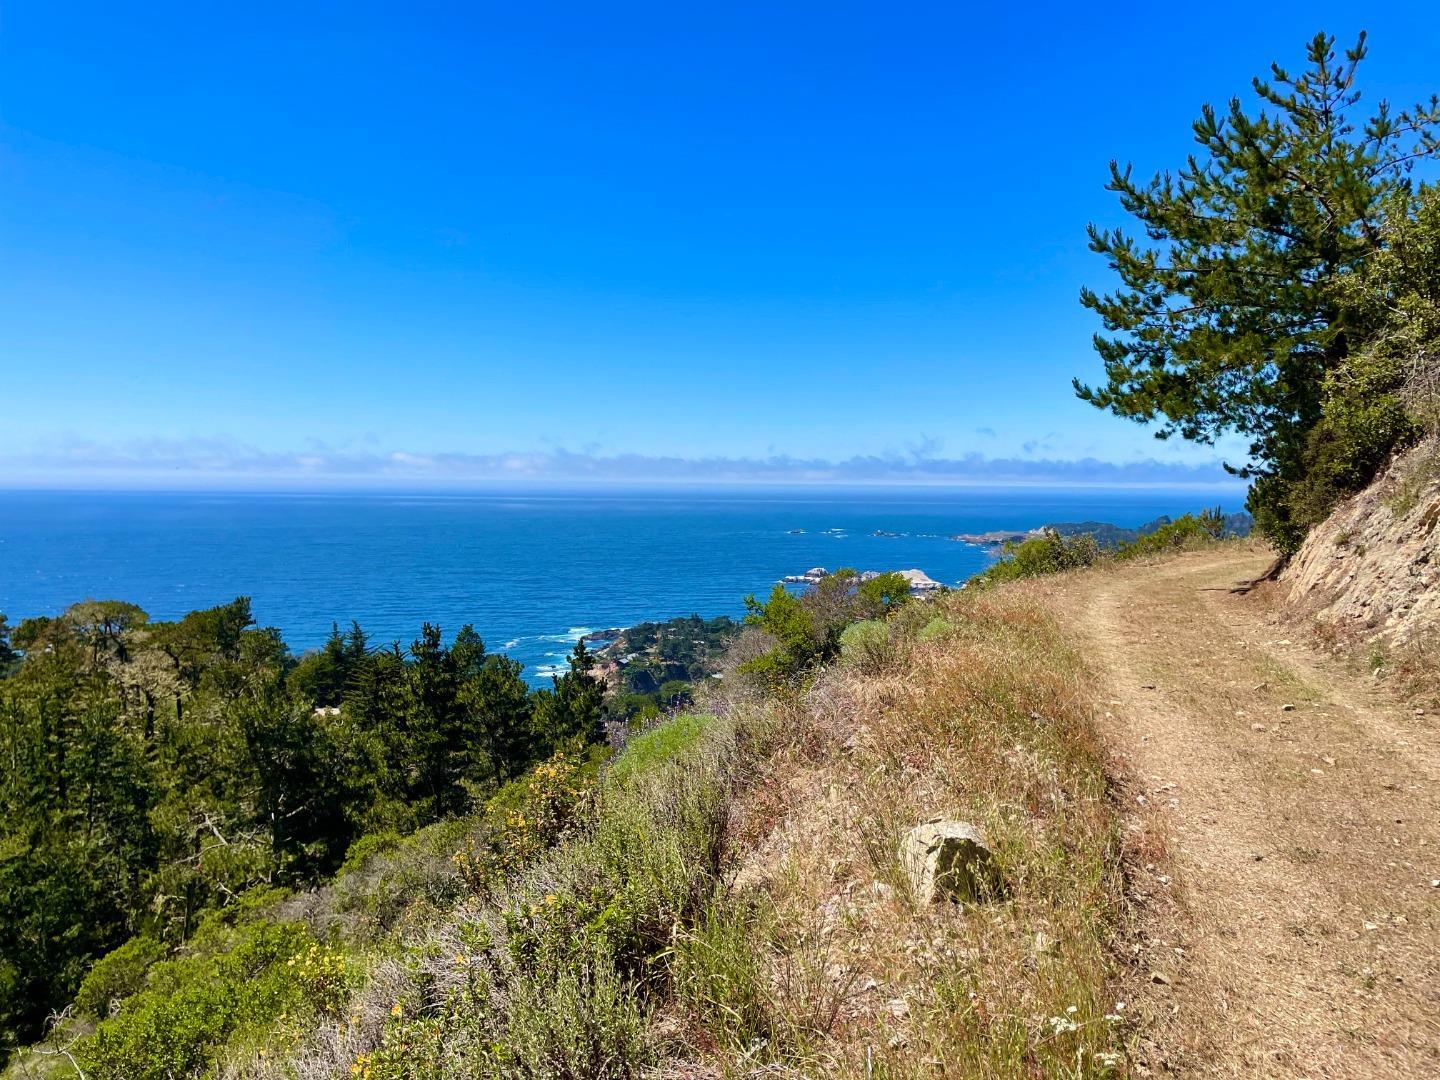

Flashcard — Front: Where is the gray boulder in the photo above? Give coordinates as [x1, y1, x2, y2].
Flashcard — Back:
[900, 819, 1000, 904]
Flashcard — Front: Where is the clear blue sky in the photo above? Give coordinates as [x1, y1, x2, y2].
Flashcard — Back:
[3, 3, 1438, 487]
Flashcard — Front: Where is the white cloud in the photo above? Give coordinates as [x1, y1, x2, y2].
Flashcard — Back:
[0, 435, 1249, 489]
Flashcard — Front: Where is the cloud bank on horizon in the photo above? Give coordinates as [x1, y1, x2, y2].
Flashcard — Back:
[1, 436, 1248, 489]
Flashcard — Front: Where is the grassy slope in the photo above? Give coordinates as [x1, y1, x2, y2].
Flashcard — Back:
[698, 586, 1132, 1077]
[15, 581, 1142, 1079]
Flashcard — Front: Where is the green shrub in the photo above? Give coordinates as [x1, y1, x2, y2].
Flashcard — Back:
[344, 710, 750, 1080]
[1114, 510, 1226, 559]
[672, 894, 778, 1055]
[453, 751, 598, 893]
[739, 569, 911, 684]
[607, 712, 714, 788]
[838, 619, 892, 672]
[337, 830, 404, 877]
[916, 616, 955, 643]
[499, 950, 653, 1078]
[73, 935, 167, 1019]
[973, 530, 1103, 586]
[331, 815, 474, 927]
[72, 920, 355, 1079]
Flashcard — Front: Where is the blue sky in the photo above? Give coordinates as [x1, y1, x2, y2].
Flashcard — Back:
[3, 3, 1438, 488]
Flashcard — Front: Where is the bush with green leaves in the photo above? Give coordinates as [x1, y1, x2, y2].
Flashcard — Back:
[72, 915, 356, 1079]
[739, 569, 911, 685]
[290, 709, 754, 1080]
[970, 512, 1231, 586]
[1114, 510, 1227, 559]
[608, 712, 714, 788]
[838, 619, 893, 673]
[73, 935, 167, 1019]
[972, 530, 1103, 586]
[915, 616, 956, 643]
[671, 893, 780, 1056]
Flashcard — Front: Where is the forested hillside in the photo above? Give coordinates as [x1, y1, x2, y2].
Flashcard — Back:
[0, 600, 606, 1061]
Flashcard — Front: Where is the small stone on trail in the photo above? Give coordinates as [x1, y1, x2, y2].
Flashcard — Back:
[1281, 704, 1296, 712]
[1150, 971, 1172, 985]
[1140, 683, 1157, 690]
[1363, 921, 1379, 932]
[1251, 723, 1266, 732]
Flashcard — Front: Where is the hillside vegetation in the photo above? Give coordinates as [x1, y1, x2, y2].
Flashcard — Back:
[0, 602, 609, 1069]
[2, 558, 1153, 1078]
[970, 510, 1237, 587]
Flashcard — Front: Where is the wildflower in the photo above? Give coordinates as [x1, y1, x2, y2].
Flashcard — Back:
[391, 1002, 404, 1018]
[544, 893, 558, 905]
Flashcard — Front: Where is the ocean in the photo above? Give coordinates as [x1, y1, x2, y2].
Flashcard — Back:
[0, 488, 1243, 683]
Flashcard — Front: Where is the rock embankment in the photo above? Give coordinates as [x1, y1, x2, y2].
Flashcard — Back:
[1284, 438, 1440, 644]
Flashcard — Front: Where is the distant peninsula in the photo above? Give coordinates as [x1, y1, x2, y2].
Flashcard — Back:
[952, 511, 1252, 549]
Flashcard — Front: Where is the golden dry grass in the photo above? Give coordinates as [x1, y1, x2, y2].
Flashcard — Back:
[679, 588, 1134, 1078]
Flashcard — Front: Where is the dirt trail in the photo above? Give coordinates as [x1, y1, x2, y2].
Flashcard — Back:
[1052, 547, 1440, 1078]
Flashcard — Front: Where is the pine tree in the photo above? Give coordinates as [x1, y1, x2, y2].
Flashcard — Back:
[1076, 32, 1440, 550]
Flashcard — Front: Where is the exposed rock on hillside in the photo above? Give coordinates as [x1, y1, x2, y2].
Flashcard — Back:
[900, 819, 999, 904]
[1284, 439, 1440, 643]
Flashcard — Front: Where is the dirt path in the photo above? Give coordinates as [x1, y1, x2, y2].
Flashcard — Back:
[1050, 547, 1440, 1078]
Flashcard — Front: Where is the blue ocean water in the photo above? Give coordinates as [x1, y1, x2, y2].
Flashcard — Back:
[0, 488, 1244, 683]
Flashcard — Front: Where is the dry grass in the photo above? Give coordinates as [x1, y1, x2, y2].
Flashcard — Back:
[676, 588, 1132, 1078]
